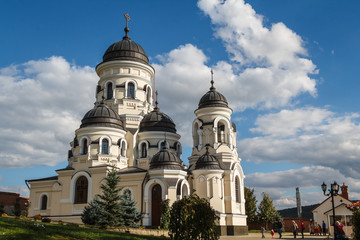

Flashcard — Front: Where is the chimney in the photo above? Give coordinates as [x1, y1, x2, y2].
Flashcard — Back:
[340, 183, 349, 200]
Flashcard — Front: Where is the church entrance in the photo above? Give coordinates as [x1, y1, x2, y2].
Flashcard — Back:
[151, 184, 162, 226]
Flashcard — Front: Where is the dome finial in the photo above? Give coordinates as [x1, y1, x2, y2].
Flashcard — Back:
[210, 69, 216, 91]
[154, 90, 159, 110]
[124, 13, 131, 40]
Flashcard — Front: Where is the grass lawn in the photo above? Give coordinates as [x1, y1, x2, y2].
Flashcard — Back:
[0, 217, 169, 240]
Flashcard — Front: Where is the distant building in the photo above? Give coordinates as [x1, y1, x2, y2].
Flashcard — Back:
[0, 191, 29, 215]
[311, 183, 354, 235]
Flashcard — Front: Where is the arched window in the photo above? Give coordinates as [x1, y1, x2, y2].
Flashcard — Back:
[102, 139, 109, 154]
[82, 139, 88, 155]
[75, 176, 88, 204]
[146, 87, 152, 103]
[141, 142, 147, 158]
[160, 141, 166, 150]
[106, 82, 113, 99]
[127, 82, 135, 99]
[40, 195, 47, 210]
[175, 142, 182, 158]
[217, 122, 225, 143]
[235, 176, 240, 203]
[121, 141, 126, 157]
[182, 184, 188, 198]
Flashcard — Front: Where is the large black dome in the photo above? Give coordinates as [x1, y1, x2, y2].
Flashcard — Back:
[150, 145, 183, 170]
[198, 81, 229, 110]
[102, 25, 149, 65]
[195, 147, 222, 170]
[139, 106, 177, 133]
[80, 102, 124, 129]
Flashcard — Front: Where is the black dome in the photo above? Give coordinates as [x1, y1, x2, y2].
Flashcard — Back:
[195, 147, 222, 170]
[81, 102, 124, 129]
[150, 145, 183, 170]
[198, 81, 229, 110]
[102, 26, 149, 65]
[139, 106, 177, 133]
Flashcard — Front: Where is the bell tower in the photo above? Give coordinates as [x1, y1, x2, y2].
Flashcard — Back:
[95, 13, 155, 130]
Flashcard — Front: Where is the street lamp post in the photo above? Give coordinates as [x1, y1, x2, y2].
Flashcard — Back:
[321, 181, 339, 240]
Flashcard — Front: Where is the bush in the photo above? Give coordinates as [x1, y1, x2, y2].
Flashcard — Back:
[160, 199, 170, 230]
[353, 209, 360, 240]
[169, 194, 219, 240]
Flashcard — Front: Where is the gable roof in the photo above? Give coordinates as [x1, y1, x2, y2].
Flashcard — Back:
[311, 195, 353, 213]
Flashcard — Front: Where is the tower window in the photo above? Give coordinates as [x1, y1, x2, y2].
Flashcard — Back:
[147, 87, 151, 103]
[82, 139, 88, 155]
[75, 176, 88, 204]
[102, 139, 109, 154]
[235, 176, 240, 203]
[217, 123, 225, 143]
[141, 142, 147, 158]
[128, 82, 135, 99]
[106, 82, 113, 99]
[40, 195, 47, 210]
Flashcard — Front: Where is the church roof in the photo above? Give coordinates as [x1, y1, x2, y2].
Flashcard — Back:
[26, 176, 58, 182]
[195, 146, 223, 170]
[197, 77, 229, 110]
[149, 144, 184, 170]
[80, 101, 124, 129]
[101, 16, 149, 65]
[139, 100, 177, 134]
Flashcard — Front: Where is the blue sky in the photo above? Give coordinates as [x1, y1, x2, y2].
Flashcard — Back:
[1, 0, 360, 209]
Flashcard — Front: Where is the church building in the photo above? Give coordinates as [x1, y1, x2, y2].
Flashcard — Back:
[26, 16, 247, 236]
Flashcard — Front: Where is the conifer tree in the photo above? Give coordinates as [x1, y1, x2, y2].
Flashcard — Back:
[258, 192, 278, 229]
[244, 187, 257, 223]
[81, 196, 102, 225]
[81, 166, 122, 227]
[119, 190, 142, 227]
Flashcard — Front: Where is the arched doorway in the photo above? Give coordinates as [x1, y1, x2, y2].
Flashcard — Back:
[151, 184, 162, 226]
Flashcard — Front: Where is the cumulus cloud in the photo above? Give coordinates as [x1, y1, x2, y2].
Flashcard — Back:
[0, 185, 29, 197]
[245, 166, 360, 209]
[0, 56, 97, 168]
[239, 107, 360, 179]
[154, 0, 317, 146]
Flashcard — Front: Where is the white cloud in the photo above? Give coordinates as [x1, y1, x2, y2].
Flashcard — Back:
[153, 0, 318, 146]
[0, 56, 97, 168]
[239, 107, 360, 179]
[0, 185, 29, 198]
[245, 166, 360, 209]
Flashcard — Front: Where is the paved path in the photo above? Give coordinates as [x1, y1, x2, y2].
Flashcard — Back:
[220, 232, 333, 240]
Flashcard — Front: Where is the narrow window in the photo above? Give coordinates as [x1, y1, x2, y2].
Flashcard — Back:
[176, 142, 182, 158]
[82, 139, 88, 155]
[141, 143, 147, 158]
[75, 176, 88, 204]
[106, 82, 113, 99]
[235, 176, 240, 203]
[40, 195, 47, 210]
[147, 87, 151, 103]
[128, 82, 135, 99]
[160, 141, 166, 150]
[121, 141, 126, 157]
[217, 123, 225, 143]
[102, 139, 109, 154]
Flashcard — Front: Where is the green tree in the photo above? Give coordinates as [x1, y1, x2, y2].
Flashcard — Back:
[81, 167, 122, 227]
[160, 199, 170, 230]
[169, 194, 219, 240]
[244, 187, 257, 223]
[81, 196, 103, 225]
[353, 209, 360, 240]
[119, 190, 142, 227]
[258, 192, 278, 229]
